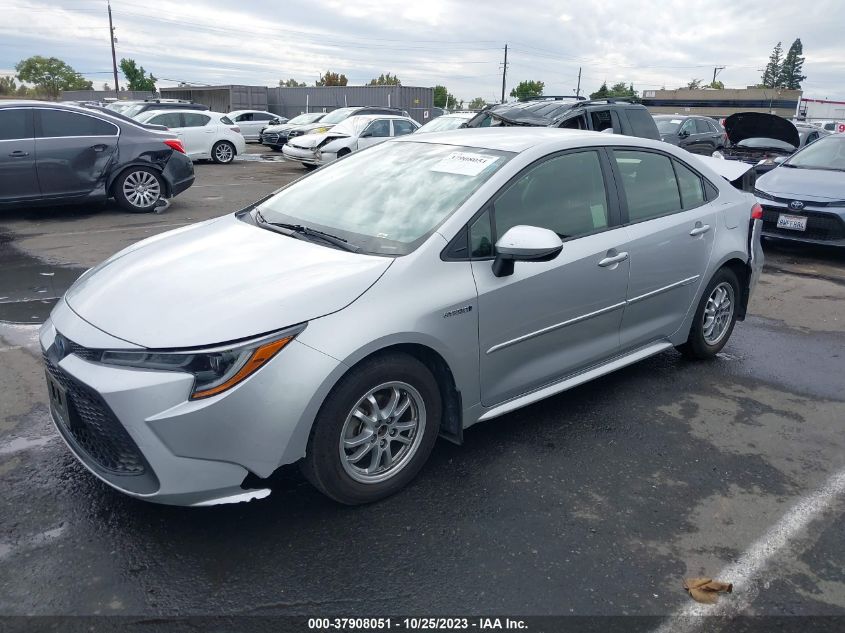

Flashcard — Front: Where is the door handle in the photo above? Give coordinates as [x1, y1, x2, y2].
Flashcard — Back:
[690, 223, 711, 236]
[8, 150, 29, 157]
[598, 251, 629, 267]
[91, 144, 107, 152]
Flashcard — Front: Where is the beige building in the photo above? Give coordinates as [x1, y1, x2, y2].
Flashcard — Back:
[641, 88, 802, 118]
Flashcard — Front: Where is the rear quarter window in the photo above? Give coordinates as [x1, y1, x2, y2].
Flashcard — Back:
[626, 109, 661, 140]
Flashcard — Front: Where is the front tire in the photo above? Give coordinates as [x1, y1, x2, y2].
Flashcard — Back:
[677, 267, 740, 359]
[114, 167, 164, 213]
[211, 141, 236, 164]
[302, 353, 441, 505]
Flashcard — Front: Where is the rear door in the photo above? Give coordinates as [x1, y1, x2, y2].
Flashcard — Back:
[34, 108, 118, 199]
[0, 107, 40, 203]
[391, 119, 417, 137]
[233, 113, 260, 140]
[472, 149, 629, 405]
[180, 113, 214, 156]
[611, 148, 717, 351]
[695, 118, 719, 153]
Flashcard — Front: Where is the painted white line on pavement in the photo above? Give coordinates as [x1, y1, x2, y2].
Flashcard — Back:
[655, 467, 845, 632]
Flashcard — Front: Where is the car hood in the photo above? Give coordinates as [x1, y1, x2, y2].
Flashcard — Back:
[724, 112, 800, 147]
[64, 214, 392, 348]
[287, 132, 335, 149]
[263, 121, 323, 134]
[756, 165, 845, 201]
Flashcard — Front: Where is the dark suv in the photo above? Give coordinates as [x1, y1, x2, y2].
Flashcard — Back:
[0, 101, 194, 213]
[286, 105, 410, 141]
[107, 99, 210, 119]
[654, 115, 727, 155]
[465, 97, 661, 140]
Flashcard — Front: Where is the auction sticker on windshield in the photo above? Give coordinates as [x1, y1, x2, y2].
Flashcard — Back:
[430, 151, 500, 176]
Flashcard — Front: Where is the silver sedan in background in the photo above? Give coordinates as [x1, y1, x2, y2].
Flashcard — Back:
[40, 128, 763, 506]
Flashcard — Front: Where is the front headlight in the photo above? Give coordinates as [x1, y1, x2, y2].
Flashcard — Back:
[99, 327, 303, 399]
[712, 150, 725, 159]
[314, 127, 329, 133]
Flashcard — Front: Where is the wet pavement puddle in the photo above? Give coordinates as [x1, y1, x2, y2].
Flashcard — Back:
[0, 234, 85, 324]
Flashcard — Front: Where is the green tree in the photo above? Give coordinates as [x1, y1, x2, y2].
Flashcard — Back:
[15, 55, 92, 99]
[761, 41, 783, 88]
[316, 71, 348, 86]
[777, 38, 806, 89]
[708, 80, 725, 89]
[0, 75, 18, 95]
[368, 72, 400, 86]
[685, 78, 703, 90]
[590, 81, 610, 99]
[119, 58, 157, 92]
[433, 85, 458, 109]
[468, 97, 487, 110]
[279, 78, 306, 87]
[509, 79, 544, 100]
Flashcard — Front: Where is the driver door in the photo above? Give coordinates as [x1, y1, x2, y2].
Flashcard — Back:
[471, 149, 629, 406]
[358, 119, 391, 149]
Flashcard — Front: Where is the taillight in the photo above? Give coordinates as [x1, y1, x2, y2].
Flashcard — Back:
[751, 203, 763, 220]
[230, 126, 241, 133]
[164, 139, 185, 154]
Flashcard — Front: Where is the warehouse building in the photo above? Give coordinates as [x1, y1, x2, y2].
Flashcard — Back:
[159, 85, 269, 113]
[267, 85, 435, 124]
[641, 88, 802, 118]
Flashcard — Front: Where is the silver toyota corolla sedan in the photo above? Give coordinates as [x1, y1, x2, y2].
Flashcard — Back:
[40, 128, 764, 506]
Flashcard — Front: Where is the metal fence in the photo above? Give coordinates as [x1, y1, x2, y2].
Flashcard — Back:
[268, 86, 435, 123]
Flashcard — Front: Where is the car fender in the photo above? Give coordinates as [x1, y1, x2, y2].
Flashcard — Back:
[105, 151, 171, 195]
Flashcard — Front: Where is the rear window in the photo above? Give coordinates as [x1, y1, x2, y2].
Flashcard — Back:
[614, 150, 682, 222]
[0, 108, 33, 140]
[38, 109, 117, 137]
[182, 113, 211, 127]
[220, 116, 234, 125]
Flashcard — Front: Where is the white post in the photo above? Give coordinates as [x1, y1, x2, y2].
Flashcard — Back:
[306, 94, 309, 113]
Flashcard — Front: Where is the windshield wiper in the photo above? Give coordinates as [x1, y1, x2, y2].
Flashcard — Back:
[253, 210, 359, 252]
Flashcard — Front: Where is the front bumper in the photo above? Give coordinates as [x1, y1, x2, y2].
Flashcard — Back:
[282, 144, 324, 165]
[756, 199, 845, 246]
[39, 302, 344, 506]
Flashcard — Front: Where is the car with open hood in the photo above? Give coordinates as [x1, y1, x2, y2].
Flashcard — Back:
[259, 112, 327, 150]
[713, 113, 803, 174]
[282, 114, 419, 168]
[39, 128, 763, 507]
[284, 105, 409, 144]
[754, 133, 845, 246]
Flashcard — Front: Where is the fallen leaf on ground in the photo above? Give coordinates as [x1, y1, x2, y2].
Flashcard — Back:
[683, 577, 733, 604]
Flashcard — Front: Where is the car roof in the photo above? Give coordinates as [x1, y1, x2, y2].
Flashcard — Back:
[228, 109, 271, 115]
[140, 109, 225, 117]
[439, 112, 477, 118]
[395, 127, 625, 152]
[344, 114, 413, 122]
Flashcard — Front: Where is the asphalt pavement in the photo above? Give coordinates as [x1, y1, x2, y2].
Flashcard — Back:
[0, 146, 843, 626]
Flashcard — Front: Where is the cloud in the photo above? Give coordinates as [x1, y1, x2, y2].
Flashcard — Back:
[1, 0, 843, 101]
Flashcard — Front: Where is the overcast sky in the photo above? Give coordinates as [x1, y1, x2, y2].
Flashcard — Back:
[2, 0, 844, 102]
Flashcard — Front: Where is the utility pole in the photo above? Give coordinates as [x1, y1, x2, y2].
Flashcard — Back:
[108, 1, 120, 96]
[500, 43, 508, 103]
[575, 67, 582, 97]
[712, 65, 725, 86]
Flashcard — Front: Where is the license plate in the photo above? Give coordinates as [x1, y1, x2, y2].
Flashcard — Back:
[776, 214, 807, 231]
[45, 372, 71, 430]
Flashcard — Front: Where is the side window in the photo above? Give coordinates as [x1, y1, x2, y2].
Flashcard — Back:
[220, 116, 234, 125]
[590, 109, 613, 132]
[613, 150, 682, 222]
[236, 113, 253, 122]
[806, 132, 819, 144]
[182, 113, 211, 127]
[559, 114, 587, 130]
[365, 119, 391, 137]
[673, 160, 705, 209]
[392, 120, 416, 136]
[679, 119, 696, 135]
[0, 108, 34, 140]
[494, 151, 610, 240]
[470, 211, 493, 258]
[695, 119, 712, 134]
[150, 112, 183, 128]
[38, 109, 117, 137]
[256, 113, 274, 120]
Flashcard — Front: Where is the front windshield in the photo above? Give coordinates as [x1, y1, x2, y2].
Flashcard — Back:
[328, 116, 370, 136]
[320, 107, 356, 125]
[256, 141, 513, 255]
[737, 137, 795, 151]
[289, 112, 324, 125]
[123, 104, 146, 118]
[418, 116, 468, 133]
[655, 118, 683, 134]
[787, 135, 845, 171]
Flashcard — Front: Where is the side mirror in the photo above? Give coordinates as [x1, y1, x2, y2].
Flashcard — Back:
[360, 131, 373, 138]
[678, 129, 690, 139]
[492, 225, 563, 277]
[773, 156, 788, 165]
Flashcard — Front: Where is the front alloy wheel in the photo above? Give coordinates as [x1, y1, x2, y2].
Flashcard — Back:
[114, 167, 164, 213]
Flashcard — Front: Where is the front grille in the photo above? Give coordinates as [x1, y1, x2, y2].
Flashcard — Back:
[44, 350, 148, 476]
[761, 206, 845, 241]
[262, 132, 279, 143]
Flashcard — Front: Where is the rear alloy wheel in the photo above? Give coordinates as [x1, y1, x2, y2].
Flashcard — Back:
[114, 167, 164, 213]
[302, 353, 441, 504]
[212, 141, 235, 164]
[677, 267, 740, 359]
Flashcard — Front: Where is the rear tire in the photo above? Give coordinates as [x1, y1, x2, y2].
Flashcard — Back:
[677, 267, 740, 359]
[211, 141, 236, 164]
[113, 167, 164, 213]
[302, 353, 441, 505]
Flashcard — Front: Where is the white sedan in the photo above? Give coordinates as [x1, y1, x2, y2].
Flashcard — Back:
[282, 115, 419, 168]
[227, 110, 286, 141]
[135, 109, 246, 164]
